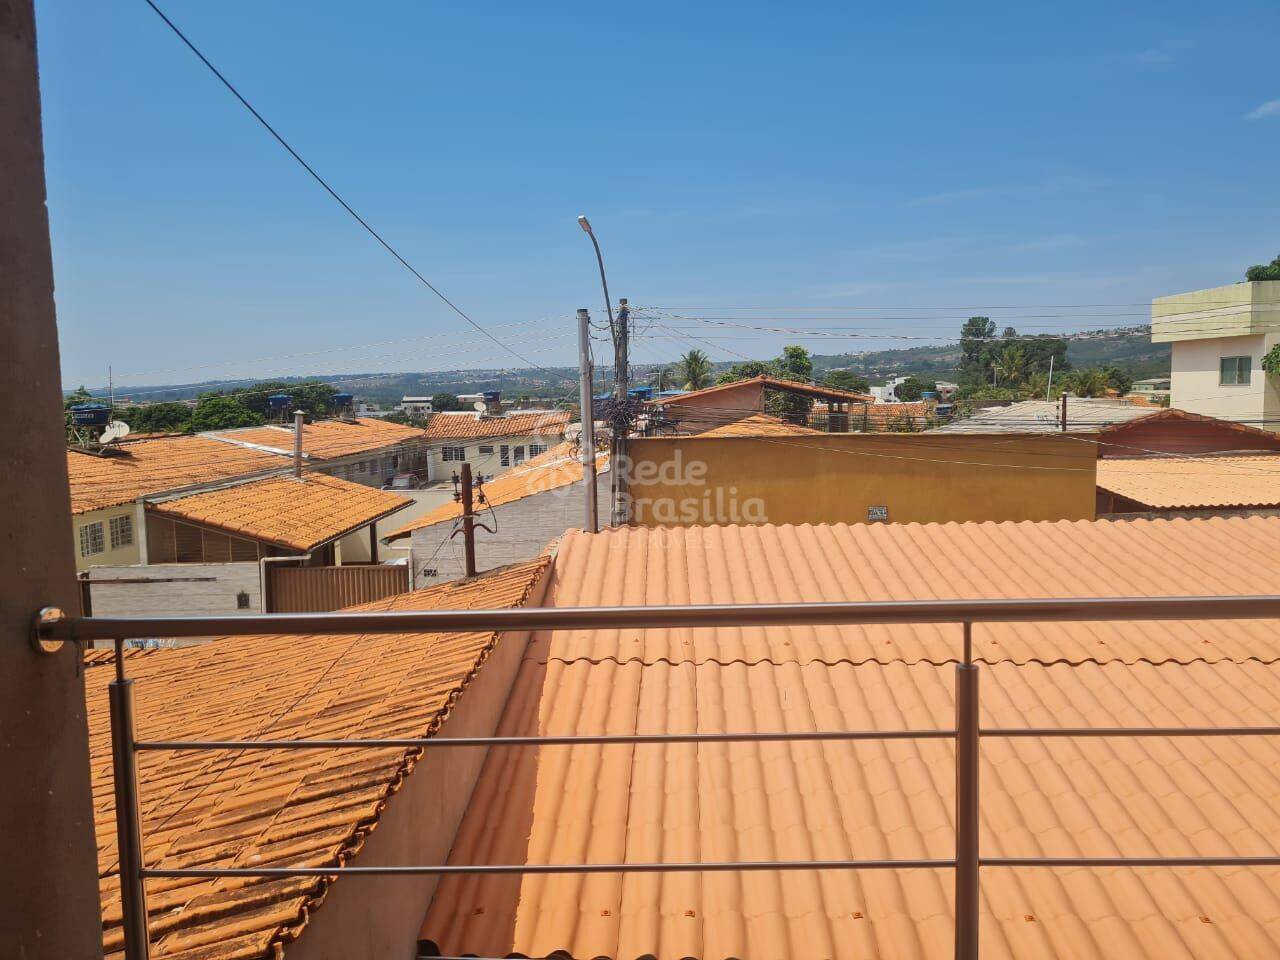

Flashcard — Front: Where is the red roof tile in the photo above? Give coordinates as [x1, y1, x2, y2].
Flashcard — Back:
[421, 411, 571, 441]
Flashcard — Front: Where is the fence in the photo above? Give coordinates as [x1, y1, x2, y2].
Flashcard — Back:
[33, 593, 1280, 960]
[266, 563, 408, 612]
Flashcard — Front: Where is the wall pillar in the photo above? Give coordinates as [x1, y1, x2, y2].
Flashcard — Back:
[0, 1, 106, 954]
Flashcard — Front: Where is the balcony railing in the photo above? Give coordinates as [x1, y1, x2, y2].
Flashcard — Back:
[34, 594, 1280, 960]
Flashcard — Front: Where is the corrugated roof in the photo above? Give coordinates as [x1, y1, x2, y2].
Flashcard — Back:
[150, 473, 412, 551]
[420, 520, 1280, 959]
[929, 399, 1153, 434]
[695, 413, 825, 437]
[68, 437, 288, 514]
[1098, 455, 1280, 510]
[88, 559, 550, 960]
[421, 411, 571, 441]
[652, 375, 874, 408]
[385, 442, 607, 540]
[209, 417, 423, 460]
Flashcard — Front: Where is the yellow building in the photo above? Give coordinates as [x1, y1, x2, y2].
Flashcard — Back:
[625, 431, 1097, 527]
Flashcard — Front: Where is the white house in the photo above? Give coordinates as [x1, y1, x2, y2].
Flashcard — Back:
[1153, 280, 1280, 428]
[420, 409, 571, 481]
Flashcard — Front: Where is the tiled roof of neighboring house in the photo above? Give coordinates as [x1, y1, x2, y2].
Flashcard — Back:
[421, 519, 1280, 959]
[149, 473, 412, 551]
[88, 559, 550, 960]
[1098, 454, 1280, 510]
[209, 417, 423, 460]
[384, 442, 607, 540]
[928, 398, 1153, 434]
[651, 375, 874, 407]
[695, 412, 825, 437]
[67, 437, 288, 514]
[1098, 407, 1280, 454]
[860, 399, 935, 429]
[421, 410, 571, 441]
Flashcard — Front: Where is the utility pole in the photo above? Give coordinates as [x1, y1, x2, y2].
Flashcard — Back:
[1, 1, 105, 953]
[1060, 391, 1068, 432]
[1045, 355, 1055, 400]
[455, 463, 478, 577]
[576, 308, 599, 533]
[612, 298, 630, 526]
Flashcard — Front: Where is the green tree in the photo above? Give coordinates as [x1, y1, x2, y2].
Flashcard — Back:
[715, 359, 771, 385]
[1100, 365, 1133, 395]
[231, 380, 338, 418]
[823, 369, 870, 393]
[677, 349, 714, 390]
[992, 346, 1030, 386]
[767, 345, 815, 419]
[959, 316, 996, 385]
[894, 376, 934, 402]
[124, 402, 192, 434]
[1061, 368, 1110, 398]
[431, 393, 464, 412]
[1246, 255, 1280, 282]
[189, 395, 265, 431]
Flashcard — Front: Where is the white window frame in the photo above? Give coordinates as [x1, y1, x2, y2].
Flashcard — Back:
[529, 443, 548, 457]
[478, 445, 495, 457]
[1220, 356, 1252, 386]
[442, 446, 467, 462]
[79, 521, 105, 557]
[499, 444, 510, 467]
[513, 445, 527, 466]
[109, 514, 133, 549]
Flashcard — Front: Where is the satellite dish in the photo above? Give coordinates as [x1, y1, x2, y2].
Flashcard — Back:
[473, 401, 487, 412]
[100, 420, 131, 443]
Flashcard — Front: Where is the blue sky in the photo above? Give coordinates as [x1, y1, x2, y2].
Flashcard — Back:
[35, 0, 1280, 388]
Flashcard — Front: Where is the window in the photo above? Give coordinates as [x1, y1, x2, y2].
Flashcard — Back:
[442, 446, 466, 462]
[356, 460, 367, 474]
[79, 521, 105, 557]
[1220, 356, 1252, 386]
[513, 445, 527, 466]
[499, 444, 510, 467]
[529, 443, 548, 457]
[478, 445, 495, 456]
[109, 514, 133, 549]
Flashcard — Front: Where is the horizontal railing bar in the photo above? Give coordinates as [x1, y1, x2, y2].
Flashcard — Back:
[984, 726, 1280, 738]
[984, 856, 1280, 867]
[135, 729, 957, 751]
[38, 594, 1280, 642]
[141, 858, 956, 878]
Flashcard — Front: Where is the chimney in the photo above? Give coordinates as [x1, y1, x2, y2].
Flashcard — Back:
[293, 409, 304, 478]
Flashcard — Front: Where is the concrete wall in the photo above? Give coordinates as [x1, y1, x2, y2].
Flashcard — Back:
[1169, 332, 1280, 428]
[626, 433, 1097, 527]
[84, 562, 263, 617]
[409, 470, 610, 585]
[1153, 280, 1280, 342]
[661, 379, 766, 431]
[285, 570, 551, 960]
[73, 503, 144, 571]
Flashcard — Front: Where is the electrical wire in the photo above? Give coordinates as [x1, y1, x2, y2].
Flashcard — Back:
[138, 0, 576, 384]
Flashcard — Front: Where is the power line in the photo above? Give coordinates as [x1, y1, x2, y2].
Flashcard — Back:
[138, 0, 575, 384]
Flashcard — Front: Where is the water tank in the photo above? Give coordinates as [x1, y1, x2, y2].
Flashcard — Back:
[70, 402, 111, 427]
[332, 392, 354, 408]
[267, 394, 292, 413]
[921, 391, 939, 401]
[628, 386, 655, 401]
[482, 390, 501, 405]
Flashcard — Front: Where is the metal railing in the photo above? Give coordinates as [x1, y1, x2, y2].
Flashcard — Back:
[35, 593, 1280, 960]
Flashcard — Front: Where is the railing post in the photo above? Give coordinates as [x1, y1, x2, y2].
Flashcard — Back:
[954, 621, 979, 960]
[110, 660, 151, 960]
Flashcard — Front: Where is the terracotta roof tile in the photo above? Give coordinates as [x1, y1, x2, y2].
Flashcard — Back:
[385, 442, 606, 539]
[88, 559, 550, 960]
[652, 376, 874, 407]
[1098, 455, 1280, 510]
[695, 413, 826, 437]
[209, 418, 423, 460]
[421, 411, 571, 441]
[68, 437, 288, 514]
[419, 520, 1280, 959]
[150, 473, 412, 551]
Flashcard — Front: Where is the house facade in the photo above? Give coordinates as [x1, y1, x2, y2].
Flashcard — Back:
[1152, 279, 1280, 428]
[420, 409, 571, 481]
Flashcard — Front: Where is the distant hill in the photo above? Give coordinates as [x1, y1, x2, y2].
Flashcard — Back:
[72, 326, 1170, 404]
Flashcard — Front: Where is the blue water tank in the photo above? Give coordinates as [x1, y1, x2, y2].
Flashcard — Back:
[267, 394, 292, 412]
[70, 402, 110, 427]
[921, 390, 939, 401]
[332, 392, 354, 408]
[482, 390, 501, 406]
[628, 386, 655, 401]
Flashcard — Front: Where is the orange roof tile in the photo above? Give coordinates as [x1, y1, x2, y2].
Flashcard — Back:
[420, 519, 1280, 959]
[210, 417, 423, 460]
[421, 410, 571, 441]
[1098, 454, 1280, 510]
[652, 375, 874, 407]
[149, 473, 412, 551]
[88, 559, 550, 960]
[695, 412, 826, 437]
[385, 442, 607, 540]
[68, 437, 288, 514]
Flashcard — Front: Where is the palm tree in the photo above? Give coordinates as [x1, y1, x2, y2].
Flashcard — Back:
[992, 346, 1029, 386]
[1061, 367, 1109, 398]
[677, 349, 714, 390]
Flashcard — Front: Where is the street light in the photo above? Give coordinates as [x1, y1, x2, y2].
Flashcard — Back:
[577, 215, 615, 337]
